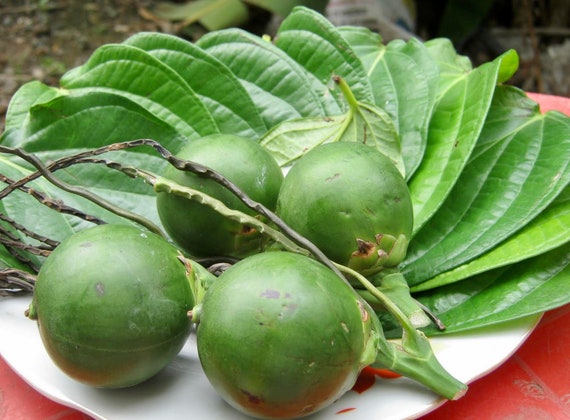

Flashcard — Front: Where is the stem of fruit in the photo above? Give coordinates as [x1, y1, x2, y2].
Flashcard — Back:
[360, 270, 433, 328]
[335, 264, 416, 331]
[338, 263, 467, 400]
[373, 327, 468, 400]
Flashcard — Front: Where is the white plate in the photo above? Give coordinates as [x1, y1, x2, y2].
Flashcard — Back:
[0, 296, 541, 420]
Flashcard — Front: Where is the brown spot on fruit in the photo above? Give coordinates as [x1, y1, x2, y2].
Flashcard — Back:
[242, 389, 263, 405]
[260, 289, 280, 299]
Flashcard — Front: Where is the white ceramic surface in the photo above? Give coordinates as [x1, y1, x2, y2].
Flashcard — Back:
[0, 296, 541, 420]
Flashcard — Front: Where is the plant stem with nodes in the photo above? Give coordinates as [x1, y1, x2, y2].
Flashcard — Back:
[0, 174, 106, 226]
[0, 269, 36, 296]
[0, 145, 164, 237]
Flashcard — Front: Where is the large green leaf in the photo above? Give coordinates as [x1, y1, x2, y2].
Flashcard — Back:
[4, 81, 63, 132]
[259, 83, 401, 171]
[402, 86, 570, 286]
[260, 114, 347, 166]
[416, 243, 570, 334]
[348, 101, 403, 175]
[412, 185, 570, 292]
[123, 32, 267, 139]
[0, 151, 158, 251]
[0, 91, 182, 237]
[60, 43, 218, 140]
[339, 27, 439, 179]
[274, 7, 375, 107]
[197, 28, 340, 129]
[407, 49, 519, 233]
[1, 91, 186, 154]
[0, 91, 181, 241]
[423, 38, 473, 100]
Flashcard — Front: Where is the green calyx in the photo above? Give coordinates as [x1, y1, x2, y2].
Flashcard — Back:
[347, 233, 410, 275]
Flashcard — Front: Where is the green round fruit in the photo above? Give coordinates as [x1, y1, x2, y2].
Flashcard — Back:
[28, 224, 194, 388]
[197, 251, 378, 419]
[276, 142, 413, 274]
[156, 134, 284, 258]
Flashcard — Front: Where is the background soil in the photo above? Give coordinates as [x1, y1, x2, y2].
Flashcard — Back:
[1, 0, 569, 132]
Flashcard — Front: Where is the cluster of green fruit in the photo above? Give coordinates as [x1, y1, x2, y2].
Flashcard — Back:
[28, 134, 446, 419]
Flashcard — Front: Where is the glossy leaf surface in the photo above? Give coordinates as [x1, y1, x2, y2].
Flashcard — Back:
[198, 28, 339, 129]
[123, 32, 266, 139]
[60, 43, 218, 140]
[416, 244, 570, 334]
[402, 86, 570, 287]
[340, 27, 439, 178]
[407, 49, 519, 233]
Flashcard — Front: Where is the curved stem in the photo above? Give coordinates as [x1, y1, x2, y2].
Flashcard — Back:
[0, 268, 36, 296]
[334, 263, 416, 336]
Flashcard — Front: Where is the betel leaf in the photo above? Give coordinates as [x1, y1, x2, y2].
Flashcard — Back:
[60, 43, 218, 141]
[4, 81, 63, 132]
[274, 6, 375, 107]
[411, 185, 570, 292]
[402, 86, 570, 287]
[339, 26, 438, 179]
[197, 28, 340, 130]
[348, 100, 403, 175]
[0, 91, 181, 235]
[416, 243, 570, 335]
[259, 80, 401, 172]
[334, 25, 384, 70]
[260, 114, 347, 166]
[407, 49, 519, 234]
[123, 32, 267, 139]
[423, 38, 473, 100]
[1, 91, 186, 155]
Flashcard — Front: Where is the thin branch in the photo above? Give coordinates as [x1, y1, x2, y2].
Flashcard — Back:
[0, 269, 36, 296]
[0, 213, 59, 249]
[0, 146, 164, 237]
[0, 237, 51, 257]
[0, 174, 106, 225]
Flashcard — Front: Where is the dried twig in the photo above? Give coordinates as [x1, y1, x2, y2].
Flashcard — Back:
[0, 213, 59, 249]
[0, 269, 36, 296]
[0, 145, 164, 237]
[0, 173, 106, 225]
